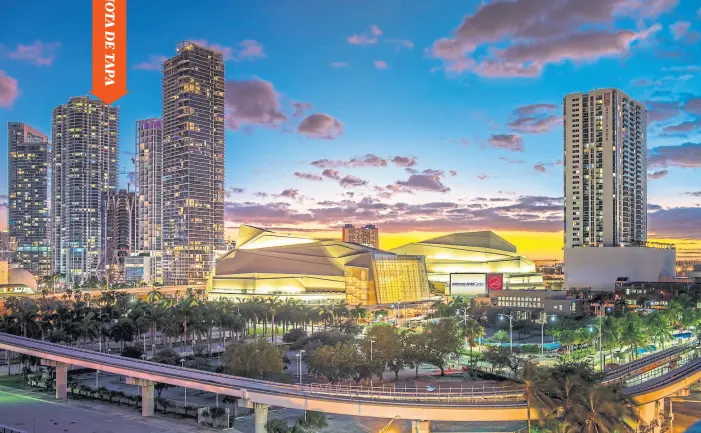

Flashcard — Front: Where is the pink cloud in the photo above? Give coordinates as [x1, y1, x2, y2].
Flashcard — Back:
[370, 25, 383, 37]
[297, 113, 344, 139]
[534, 164, 547, 173]
[134, 55, 167, 71]
[670, 21, 691, 40]
[294, 172, 323, 181]
[6, 41, 60, 66]
[488, 134, 524, 152]
[374, 60, 389, 70]
[191, 39, 266, 61]
[0, 71, 20, 108]
[391, 156, 417, 167]
[330, 62, 349, 68]
[224, 78, 287, 129]
[648, 169, 668, 179]
[348, 34, 378, 45]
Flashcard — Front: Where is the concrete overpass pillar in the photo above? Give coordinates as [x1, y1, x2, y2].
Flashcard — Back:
[412, 420, 431, 433]
[254, 403, 269, 433]
[40, 359, 69, 399]
[126, 377, 155, 417]
[238, 398, 269, 433]
[637, 401, 662, 433]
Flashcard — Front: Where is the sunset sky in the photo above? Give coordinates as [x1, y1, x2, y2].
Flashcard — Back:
[1, 0, 700, 260]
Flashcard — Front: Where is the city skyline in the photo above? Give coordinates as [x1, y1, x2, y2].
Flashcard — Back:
[1, 0, 700, 261]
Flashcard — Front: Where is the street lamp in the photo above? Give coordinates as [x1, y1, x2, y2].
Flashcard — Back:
[541, 314, 558, 354]
[296, 349, 306, 386]
[370, 339, 376, 386]
[180, 358, 187, 406]
[456, 308, 470, 348]
[589, 324, 603, 371]
[498, 313, 514, 352]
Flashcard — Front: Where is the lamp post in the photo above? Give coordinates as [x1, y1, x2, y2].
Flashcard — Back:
[370, 339, 375, 386]
[589, 324, 603, 371]
[541, 314, 558, 354]
[457, 308, 470, 348]
[180, 358, 187, 406]
[296, 350, 306, 386]
[498, 313, 514, 352]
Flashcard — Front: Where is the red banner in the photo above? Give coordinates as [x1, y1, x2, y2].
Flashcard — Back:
[92, 0, 127, 104]
[487, 273, 503, 291]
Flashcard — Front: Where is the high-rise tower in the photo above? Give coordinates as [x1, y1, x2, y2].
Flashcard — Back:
[162, 41, 225, 284]
[51, 96, 119, 285]
[135, 118, 163, 283]
[7, 122, 52, 277]
[563, 88, 647, 248]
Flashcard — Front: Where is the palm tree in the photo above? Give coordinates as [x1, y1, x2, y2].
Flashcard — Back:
[142, 302, 169, 353]
[520, 362, 555, 433]
[645, 312, 673, 350]
[11, 300, 41, 338]
[350, 305, 368, 326]
[175, 297, 199, 348]
[110, 318, 136, 351]
[562, 385, 637, 433]
[76, 312, 100, 349]
[619, 313, 647, 360]
[462, 318, 485, 358]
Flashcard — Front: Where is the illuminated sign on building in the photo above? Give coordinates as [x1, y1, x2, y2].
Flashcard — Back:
[449, 273, 487, 297]
[487, 273, 503, 291]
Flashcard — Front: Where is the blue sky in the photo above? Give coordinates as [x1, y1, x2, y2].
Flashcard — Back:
[1, 0, 700, 259]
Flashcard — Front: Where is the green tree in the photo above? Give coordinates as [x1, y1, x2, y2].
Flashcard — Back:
[645, 312, 673, 350]
[152, 348, 180, 365]
[266, 419, 291, 433]
[493, 329, 509, 344]
[619, 313, 647, 360]
[296, 411, 327, 431]
[424, 318, 461, 376]
[463, 319, 486, 356]
[520, 362, 554, 433]
[404, 332, 432, 378]
[307, 343, 360, 382]
[363, 324, 407, 381]
[222, 339, 283, 379]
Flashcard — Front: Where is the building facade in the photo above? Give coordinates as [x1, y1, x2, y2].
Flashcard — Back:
[564, 89, 647, 248]
[135, 118, 163, 283]
[106, 189, 137, 283]
[209, 225, 431, 306]
[51, 96, 119, 285]
[0, 230, 11, 262]
[7, 123, 52, 277]
[162, 41, 225, 285]
[342, 224, 379, 249]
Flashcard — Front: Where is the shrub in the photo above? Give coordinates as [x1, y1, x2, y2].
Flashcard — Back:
[193, 344, 208, 357]
[121, 346, 144, 359]
[297, 411, 328, 431]
[152, 348, 180, 365]
[283, 328, 308, 344]
[210, 406, 227, 418]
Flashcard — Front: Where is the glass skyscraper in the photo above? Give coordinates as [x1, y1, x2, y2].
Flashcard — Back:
[162, 41, 225, 285]
[51, 96, 119, 285]
[7, 122, 52, 277]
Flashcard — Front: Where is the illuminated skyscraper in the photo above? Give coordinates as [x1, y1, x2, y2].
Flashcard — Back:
[342, 224, 379, 249]
[7, 122, 52, 277]
[135, 118, 163, 283]
[563, 88, 647, 248]
[51, 96, 119, 285]
[106, 189, 137, 282]
[162, 41, 225, 284]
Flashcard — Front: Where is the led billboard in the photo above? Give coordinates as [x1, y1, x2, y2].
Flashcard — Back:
[449, 273, 487, 297]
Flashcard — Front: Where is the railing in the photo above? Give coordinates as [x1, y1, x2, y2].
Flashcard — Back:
[304, 382, 525, 403]
[0, 426, 26, 433]
[603, 342, 694, 384]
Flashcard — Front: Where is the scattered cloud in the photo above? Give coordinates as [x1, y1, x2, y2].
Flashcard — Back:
[374, 60, 389, 70]
[396, 174, 450, 193]
[449, 170, 458, 176]
[134, 55, 167, 71]
[294, 172, 323, 181]
[339, 175, 368, 188]
[386, 39, 415, 48]
[631, 78, 662, 87]
[192, 39, 266, 61]
[0, 71, 20, 108]
[648, 169, 669, 179]
[370, 25, 383, 37]
[225, 78, 287, 130]
[534, 164, 547, 173]
[311, 154, 387, 168]
[662, 120, 701, 134]
[225, 187, 245, 197]
[488, 134, 524, 152]
[508, 103, 562, 134]
[291, 101, 312, 118]
[649, 142, 701, 168]
[5, 41, 61, 66]
[646, 100, 682, 123]
[390, 156, 417, 167]
[670, 21, 691, 40]
[297, 113, 344, 139]
[683, 191, 701, 197]
[330, 62, 349, 68]
[476, 174, 489, 181]
[683, 97, 701, 116]
[430, 0, 668, 78]
[279, 189, 302, 200]
[321, 169, 340, 180]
